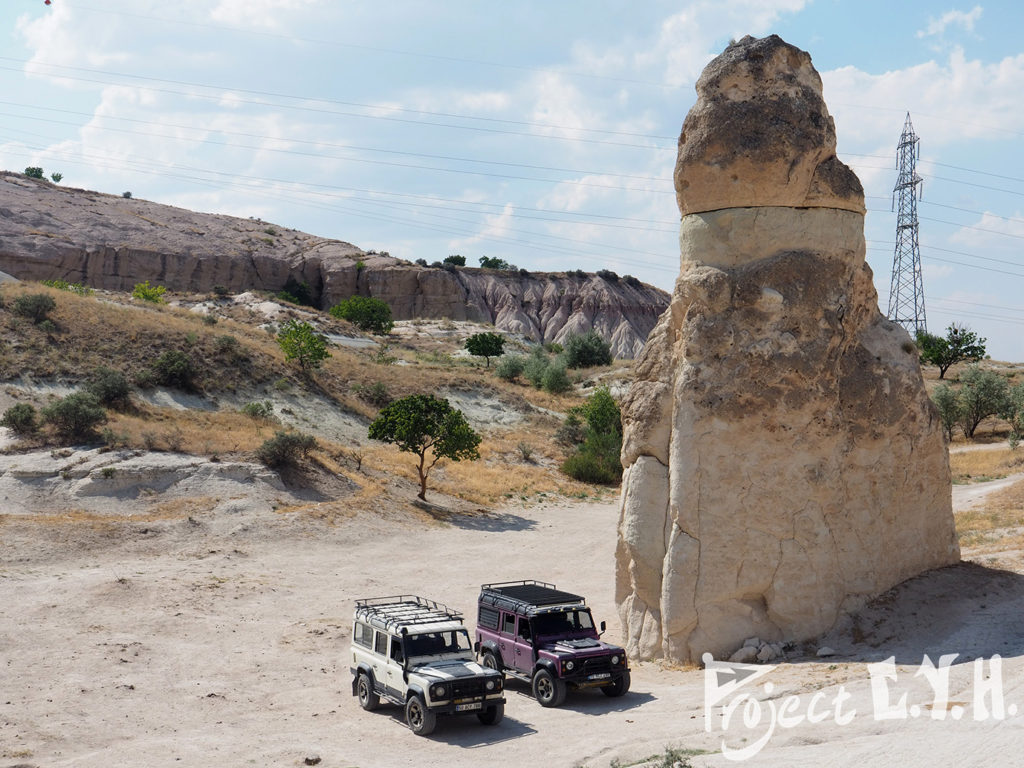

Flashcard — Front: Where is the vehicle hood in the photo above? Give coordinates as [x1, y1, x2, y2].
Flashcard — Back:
[413, 660, 497, 680]
[541, 637, 622, 655]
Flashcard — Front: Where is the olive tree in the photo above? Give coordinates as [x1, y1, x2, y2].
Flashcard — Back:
[917, 323, 987, 379]
[368, 394, 481, 501]
[465, 332, 504, 367]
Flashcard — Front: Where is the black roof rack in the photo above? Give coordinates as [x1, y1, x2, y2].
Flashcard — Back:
[479, 580, 586, 615]
[354, 595, 464, 630]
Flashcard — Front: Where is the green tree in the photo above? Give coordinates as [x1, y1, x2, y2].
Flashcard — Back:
[561, 386, 622, 485]
[277, 319, 330, 371]
[930, 383, 961, 442]
[917, 324, 987, 379]
[42, 392, 106, 442]
[956, 365, 1009, 438]
[443, 254, 466, 266]
[132, 280, 167, 303]
[465, 332, 505, 367]
[478, 255, 516, 270]
[564, 330, 613, 369]
[329, 296, 394, 335]
[541, 360, 572, 393]
[1002, 381, 1024, 439]
[24, 167, 44, 179]
[368, 394, 481, 501]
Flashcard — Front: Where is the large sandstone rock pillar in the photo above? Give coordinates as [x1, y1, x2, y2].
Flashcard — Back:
[616, 35, 959, 663]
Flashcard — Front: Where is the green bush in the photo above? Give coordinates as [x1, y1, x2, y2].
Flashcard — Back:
[478, 256, 517, 270]
[151, 350, 196, 389]
[277, 319, 330, 371]
[541, 361, 572, 394]
[132, 280, 166, 303]
[215, 334, 239, 354]
[495, 355, 526, 382]
[554, 412, 586, 447]
[86, 367, 132, 409]
[241, 400, 276, 422]
[329, 296, 394, 335]
[1, 403, 39, 436]
[256, 430, 317, 468]
[42, 392, 106, 442]
[565, 330, 613, 369]
[50, 172, 63, 183]
[354, 381, 391, 407]
[560, 386, 623, 485]
[561, 433, 622, 485]
[122, 191, 132, 199]
[24, 167, 44, 179]
[276, 276, 314, 306]
[42, 279, 92, 296]
[443, 255, 465, 266]
[523, 348, 550, 388]
[13, 293, 56, 323]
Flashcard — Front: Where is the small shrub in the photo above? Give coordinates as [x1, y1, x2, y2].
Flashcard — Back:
[565, 330, 613, 368]
[132, 280, 166, 303]
[100, 428, 129, 449]
[256, 430, 317, 468]
[415, 258, 428, 267]
[42, 279, 92, 296]
[356, 381, 391, 407]
[561, 431, 621, 485]
[443, 254, 466, 266]
[86, 367, 132, 408]
[554, 413, 586, 447]
[38, 319, 57, 334]
[596, 269, 619, 282]
[623, 274, 641, 288]
[151, 349, 196, 389]
[241, 400, 276, 422]
[541, 361, 572, 394]
[263, 227, 278, 236]
[329, 296, 394, 335]
[24, 167, 44, 179]
[277, 276, 314, 307]
[215, 334, 239, 354]
[202, 313, 218, 326]
[1, 403, 39, 436]
[523, 349, 550, 388]
[212, 285, 230, 297]
[42, 392, 106, 442]
[185, 331, 198, 345]
[495, 355, 525, 382]
[374, 342, 397, 366]
[543, 342, 563, 355]
[442, 262, 458, 273]
[50, 172, 63, 183]
[355, 260, 366, 272]
[122, 191, 132, 199]
[569, 269, 587, 278]
[517, 442, 534, 462]
[13, 293, 56, 323]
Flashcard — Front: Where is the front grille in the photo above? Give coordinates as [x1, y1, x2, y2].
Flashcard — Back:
[451, 678, 487, 699]
[581, 656, 612, 676]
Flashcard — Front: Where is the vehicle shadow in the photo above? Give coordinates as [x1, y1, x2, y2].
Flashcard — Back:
[441, 508, 539, 533]
[384, 709, 538, 745]
[801, 561, 1024, 666]
[502, 678, 655, 714]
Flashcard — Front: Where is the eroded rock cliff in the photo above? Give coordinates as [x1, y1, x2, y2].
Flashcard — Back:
[0, 173, 667, 358]
[616, 35, 959, 663]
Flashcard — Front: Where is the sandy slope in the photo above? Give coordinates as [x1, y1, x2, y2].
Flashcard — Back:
[3, 485, 1024, 767]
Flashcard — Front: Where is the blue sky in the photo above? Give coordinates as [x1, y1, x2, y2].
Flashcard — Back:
[3, 1, 1024, 361]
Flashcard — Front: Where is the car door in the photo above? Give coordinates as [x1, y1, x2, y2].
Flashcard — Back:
[383, 633, 404, 699]
[497, 611, 517, 667]
[512, 617, 535, 673]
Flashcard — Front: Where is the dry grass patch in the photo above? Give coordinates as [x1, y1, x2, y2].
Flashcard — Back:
[949, 448, 1024, 484]
[105, 404, 270, 455]
[957, 477, 1024, 552]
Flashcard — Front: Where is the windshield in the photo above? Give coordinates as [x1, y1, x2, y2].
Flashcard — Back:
[533, 609, 595, 637]
[405, 629, 473, 657]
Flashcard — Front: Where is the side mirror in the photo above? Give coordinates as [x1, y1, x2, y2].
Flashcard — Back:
[600, 620, 607, 635]
[474, 641, 480, 653]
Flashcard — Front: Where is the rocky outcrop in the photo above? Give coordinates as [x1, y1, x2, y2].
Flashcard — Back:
[616, 35, 959, 664]
[0, 173, 667, 358]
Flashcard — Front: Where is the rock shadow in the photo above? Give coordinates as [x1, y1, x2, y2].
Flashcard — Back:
[416, 503, 538, 532]
[812, 561, 1024, 665]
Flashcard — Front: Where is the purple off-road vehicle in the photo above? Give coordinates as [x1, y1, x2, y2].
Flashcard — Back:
[474, 580, 630, 707]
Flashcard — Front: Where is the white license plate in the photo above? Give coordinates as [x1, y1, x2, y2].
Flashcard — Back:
[455, 702, 482, 712]
[588, 672, 611, 680]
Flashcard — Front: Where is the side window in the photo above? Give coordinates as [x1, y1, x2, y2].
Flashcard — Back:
[501, 612, 516, 635]
[354, 622, 373, 648]
[517, 618, 531, 642]
[478, 606, 499, 630]
[390, 636, 404, 663]
[374, 630, 389, 656]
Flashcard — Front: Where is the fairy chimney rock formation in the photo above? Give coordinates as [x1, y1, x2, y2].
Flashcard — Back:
[616, 35, 959, 663]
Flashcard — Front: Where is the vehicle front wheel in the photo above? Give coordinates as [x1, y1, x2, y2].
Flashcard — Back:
[481, 650, 501, 672]
[357, 671, 380, 711]
[532, 668, 567, 707]
[477, 702, 504, 725]
[601, 670, 631, 698]
[405, 694, 437, 736]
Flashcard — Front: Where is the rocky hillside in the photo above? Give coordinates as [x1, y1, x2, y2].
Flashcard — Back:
[0, 171, 669, 358]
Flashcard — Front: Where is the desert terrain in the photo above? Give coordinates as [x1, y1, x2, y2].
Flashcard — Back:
[3, 445, 1024, 768]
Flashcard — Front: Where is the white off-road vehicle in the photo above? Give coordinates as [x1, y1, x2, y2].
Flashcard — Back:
[350, 595, 505, 736]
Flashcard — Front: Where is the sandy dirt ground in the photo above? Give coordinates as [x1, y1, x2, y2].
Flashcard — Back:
[4, 482, 1024, 768]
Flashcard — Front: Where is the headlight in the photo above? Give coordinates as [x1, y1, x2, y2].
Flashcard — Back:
[565, 660, 574, 671]
[611, 655, 620, 665]
[485, 679, 495, 691]
[432, 684, 447, 699]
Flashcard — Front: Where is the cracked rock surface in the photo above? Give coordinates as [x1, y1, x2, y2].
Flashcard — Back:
[615, 35, 959, 663]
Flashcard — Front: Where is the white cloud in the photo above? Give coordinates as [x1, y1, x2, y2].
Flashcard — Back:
[208, 0, 306, 31]
[916, 5, 983, 38]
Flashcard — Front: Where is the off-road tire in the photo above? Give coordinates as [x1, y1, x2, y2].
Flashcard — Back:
[532, 667, 567, 707]
[357, 671, 380, 711]
[601, 670, 631, 698]
[405, 694, 437, 736]
[477, 702, 504, 725]
[481, 650, 502, 672]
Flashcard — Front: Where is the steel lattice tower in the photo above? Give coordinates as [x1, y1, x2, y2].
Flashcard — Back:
[887, 113, 927, 335]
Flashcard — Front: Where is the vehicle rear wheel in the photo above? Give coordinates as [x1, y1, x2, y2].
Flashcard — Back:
[357, 671, 380, 711]
[405, 694, 436, 736]
[532, 668, 567, 707]
[481, 650, 501, 672]
[477, 702, 504, 725]
[601, 670, 631, 698]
